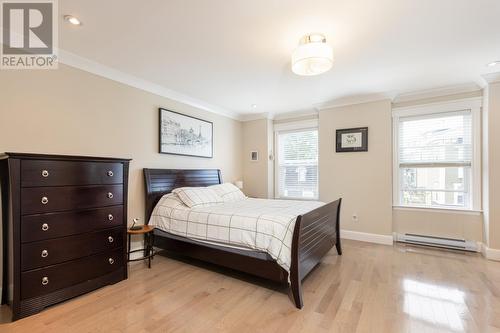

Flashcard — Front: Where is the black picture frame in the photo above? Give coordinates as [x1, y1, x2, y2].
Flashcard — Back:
[159, 108, 214, 158]
[336, 127, 368, 152]
[250, 151, 258, 161]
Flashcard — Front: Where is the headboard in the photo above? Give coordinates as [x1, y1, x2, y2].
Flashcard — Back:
[143, 168, 222, 223]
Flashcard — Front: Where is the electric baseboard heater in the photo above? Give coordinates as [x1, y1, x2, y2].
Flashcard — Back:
[395, 233, 478, 252]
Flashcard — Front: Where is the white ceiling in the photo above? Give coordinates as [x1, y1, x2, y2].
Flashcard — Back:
[60, 0, 500, 117]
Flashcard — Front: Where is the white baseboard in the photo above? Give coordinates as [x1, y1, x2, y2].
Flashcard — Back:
[480, 243, 500, 261]
[340, 229, 394, 246]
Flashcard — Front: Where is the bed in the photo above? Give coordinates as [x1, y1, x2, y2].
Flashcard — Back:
[143, 168, 342, 308]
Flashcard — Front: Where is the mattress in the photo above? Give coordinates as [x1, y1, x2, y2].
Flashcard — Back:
[148, 196, 324, 272]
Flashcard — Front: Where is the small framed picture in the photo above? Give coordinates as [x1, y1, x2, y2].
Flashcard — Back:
[336, 127, 368, 152]
[250, 151, 259, 161]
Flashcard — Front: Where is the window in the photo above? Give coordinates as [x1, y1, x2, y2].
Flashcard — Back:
[393, 99, 481, 211]
[275, 127, 318, 200]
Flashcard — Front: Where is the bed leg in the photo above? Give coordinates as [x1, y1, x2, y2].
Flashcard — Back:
[335, 238, 343, 255]
[290, 273, 303, 309]
[335, 198, 342, 255]
[290, 215, 303, 309]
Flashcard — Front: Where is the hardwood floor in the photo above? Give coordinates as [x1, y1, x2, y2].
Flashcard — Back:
[1, 239, 500, 332]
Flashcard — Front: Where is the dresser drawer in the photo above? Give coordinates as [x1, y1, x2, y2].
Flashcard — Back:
[21, 185, 123, 215]
[21, 206, 123, 243]
[21, 248, 123, 300]
[21, 160, 123, 187]
[21, 227, 124, 271]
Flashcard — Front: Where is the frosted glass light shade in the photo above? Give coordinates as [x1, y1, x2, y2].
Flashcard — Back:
[291, 35, 333, 76]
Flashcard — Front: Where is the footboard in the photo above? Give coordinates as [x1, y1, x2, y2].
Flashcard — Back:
[289, 198, 342, 308]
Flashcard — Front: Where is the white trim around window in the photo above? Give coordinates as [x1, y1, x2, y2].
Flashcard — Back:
[274, 119, 319, 200]
[392, 97, 482, 211]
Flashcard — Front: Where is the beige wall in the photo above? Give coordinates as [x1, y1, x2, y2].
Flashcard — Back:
[319, 100, 393, 236]
[0, 64, 243, 292]
[241, 118, 272, 198]
[318, 98, 484, 242]
[0, 64, 243, 224]
[483, 81, 500, 249]
[393, 209, 483, 241]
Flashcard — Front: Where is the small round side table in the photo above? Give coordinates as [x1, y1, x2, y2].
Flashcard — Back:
[127, 225, 155, 268]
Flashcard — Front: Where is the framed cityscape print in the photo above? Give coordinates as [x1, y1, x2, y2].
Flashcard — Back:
[159, 108, 213, 158]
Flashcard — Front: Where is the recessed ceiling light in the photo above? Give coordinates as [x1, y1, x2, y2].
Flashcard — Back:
[251, 104, 257, 109]
[487, 61, 500, 67]
[64, 15, 82, 26]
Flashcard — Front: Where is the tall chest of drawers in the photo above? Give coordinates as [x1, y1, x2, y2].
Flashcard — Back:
[0, 153, 131, 320]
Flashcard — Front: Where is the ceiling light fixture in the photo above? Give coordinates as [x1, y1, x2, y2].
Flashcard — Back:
[251, 104, 257, 109]
[64, 15, 82, 26]
[487, 61, 500, 67]
[292, 33, 333, 76]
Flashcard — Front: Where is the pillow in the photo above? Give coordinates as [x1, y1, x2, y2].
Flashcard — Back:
[149, 193, 189, 225]
[172, 187, 223, 208]
[159, 193, 188, 208]
[209, 183, 247, 203]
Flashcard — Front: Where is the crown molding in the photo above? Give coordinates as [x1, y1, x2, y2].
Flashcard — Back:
[392, 82, 482, 104]
[392, 96, 483, 116]
[313, 83, 483, 114]
[273, 109, 318, 121]
[18, 48, 498, 121]
[239, 112, 274, 122]
[57, 49, 241, 121]
[240, 109, 320, 122]
[481, 72, 500, 85]
[315, 93, 394, 111]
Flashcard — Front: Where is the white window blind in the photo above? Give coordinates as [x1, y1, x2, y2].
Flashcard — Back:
[399, 111, 472, 167]
[276, 129, 318, 199]
[397, 110, 473, 209]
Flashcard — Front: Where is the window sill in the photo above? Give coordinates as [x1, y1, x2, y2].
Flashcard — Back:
[393, 205, 482, 216]
[275, 197, 319, 201]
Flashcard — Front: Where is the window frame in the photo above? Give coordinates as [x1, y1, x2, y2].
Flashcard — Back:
[274, 119, 319, 200]
[392, 98, 482, 211]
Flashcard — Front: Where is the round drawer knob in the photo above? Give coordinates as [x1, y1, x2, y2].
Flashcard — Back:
[41, 223, 49, 231]
[41, 196, 49, 205]
[108, 258, 115, 265]
[41, 170, 49, 178]
[108, 214, 114, 221]
[107, 192, 114, 199]
[108, 236, 114, 243]
[41, 250, 48, 258]
[41, 277, 49, 286]
[107, 170, 114, 177]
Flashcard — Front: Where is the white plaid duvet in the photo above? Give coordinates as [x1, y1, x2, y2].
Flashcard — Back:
[149, 195, 325, 272]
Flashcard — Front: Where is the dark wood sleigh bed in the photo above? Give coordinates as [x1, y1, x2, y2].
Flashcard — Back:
[143, 168, 342, 308]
